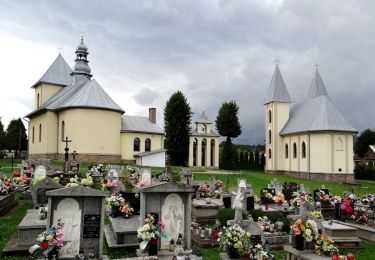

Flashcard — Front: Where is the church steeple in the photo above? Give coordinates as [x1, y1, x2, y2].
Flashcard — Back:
[71, 36, 92, 83]
[264, 65, 291, 104]
[307, 68, 329, 99]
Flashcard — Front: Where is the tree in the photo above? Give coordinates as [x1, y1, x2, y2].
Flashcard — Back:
[164, 91, 192, 166]
[215, 101, 241, 143]
[243, 151, 249, 169]
[5, 118, 27, 157]
[239, 150, 244, 169]
[354, 129, 375, 158]
[254, 150, 260, 170]
[249, 151, 254, 170]
[0, 118, 5, 149]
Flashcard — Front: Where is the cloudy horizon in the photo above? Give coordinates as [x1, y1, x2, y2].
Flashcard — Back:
[1, 0, 374, 145]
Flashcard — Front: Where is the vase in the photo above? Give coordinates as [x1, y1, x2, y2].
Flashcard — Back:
[291, 235, 296, 248]
[295, 234, 304, 251]
[110, 208, 118, 218]
[148, 238, 158, 256]
[228, 245, 240, 259]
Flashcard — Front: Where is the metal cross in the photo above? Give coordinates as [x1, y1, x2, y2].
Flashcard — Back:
[63, 137, 72, 162]
[274, 59, 280, 65]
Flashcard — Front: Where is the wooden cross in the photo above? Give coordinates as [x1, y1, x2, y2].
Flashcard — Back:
[63, 137, 72, 162]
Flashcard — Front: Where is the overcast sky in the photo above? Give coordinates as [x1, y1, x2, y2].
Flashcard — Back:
[1, 0, 374, 144]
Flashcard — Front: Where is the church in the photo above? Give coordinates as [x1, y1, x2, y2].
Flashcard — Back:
[26, 38, 164, 164]
[264, 65, 357, 182]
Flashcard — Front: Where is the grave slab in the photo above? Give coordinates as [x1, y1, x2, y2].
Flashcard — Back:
[192, 198, 222, 223]
[283, 245, 330, 260]
[18, 209, 47, 246]
[322, 221, 361, 249]
[334, 220, 375, 243]
[0, 193, 17, 215]
[105, 215, 140, 247]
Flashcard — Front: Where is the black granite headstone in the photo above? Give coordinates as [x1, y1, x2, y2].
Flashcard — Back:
[83, 214, 101, 238]
[121, 192, 140, 215]
[223, 196, 231, 208]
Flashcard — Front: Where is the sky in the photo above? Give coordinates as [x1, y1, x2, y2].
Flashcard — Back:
[0, 0, 374, 145]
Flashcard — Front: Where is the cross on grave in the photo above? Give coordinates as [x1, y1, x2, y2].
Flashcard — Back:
[63, 137, 72, 162]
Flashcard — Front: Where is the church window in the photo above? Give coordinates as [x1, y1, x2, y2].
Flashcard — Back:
[61, 121, 65, 141]
[285, 144, 289, 158]
[293, 143, 297, 158]
[39, 124, 42, 142]
[133, 138, 140, 152]
[268, 110, 272, 123]
[268, 148, 272, 159]
[145, 138, 151, 152]
[37, 93, 40, 108]
[302, 142, 306, 158]
[336, 137, 344, 151]
[32, 126, 35, 144]
[268, 130, 272, 144]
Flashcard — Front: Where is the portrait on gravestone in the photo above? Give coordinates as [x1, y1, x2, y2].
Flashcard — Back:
[161, 193, 184, 249]
[140, 168, 152, 187]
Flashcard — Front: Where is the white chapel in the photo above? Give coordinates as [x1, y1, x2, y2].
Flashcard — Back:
[264, 65, 357, 182]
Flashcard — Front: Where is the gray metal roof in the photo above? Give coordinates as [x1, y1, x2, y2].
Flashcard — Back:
[307, 69, 330, 99]
[196, 111, 212, 124]
[32, 54, 72, 88]
[191, 129, 220, 137]
[264, 65, 291, 104]
[280, 95, 357, 135]
[121, 115, 164, 134]
[134, 149, 166, 157]
[27, 78, 124, 117]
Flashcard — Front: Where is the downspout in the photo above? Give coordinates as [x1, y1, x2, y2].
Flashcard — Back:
[56, 113, 59, 160]
[23, 117, 30, 159]
[307, 132, 311, 180]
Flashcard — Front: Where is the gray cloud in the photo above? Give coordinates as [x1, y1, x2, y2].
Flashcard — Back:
[1, 0, 374, 144]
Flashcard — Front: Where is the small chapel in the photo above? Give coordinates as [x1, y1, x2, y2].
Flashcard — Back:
[264, 65, 357, 182]
[26, 38, 164, 164]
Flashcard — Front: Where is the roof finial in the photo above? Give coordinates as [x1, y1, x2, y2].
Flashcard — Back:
[274, 58, 280, 66]
[315, 63, 318, 71]
[57, 47, 62, 55]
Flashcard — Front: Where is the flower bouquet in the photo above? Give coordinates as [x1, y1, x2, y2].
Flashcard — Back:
[291, 218, 318, 250]
[257, 216, 271, 231]
[198, 185, 214, 198]
[0, 176, 12, 195]
[107, 194, 124, 217]
[315, 233, 338, 256]
[137, 214, 167, 256]
[29, 219, 64, 257]
[350, 209, 368, 224]
[249, 244, 270, 260]
[308, 210, 323, 219]
[289, 191, 313, 210]
[119, 200, 134, 218]
[316, 189, 332, 208]
[218, 224, 251, 259]
[272, 192, 286, 205]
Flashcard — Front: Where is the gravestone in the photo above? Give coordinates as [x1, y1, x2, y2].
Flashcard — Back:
[139, 182, 194, 251]
[282, 182, 299, 201]
[34, 165, 46, 179]
[31, 177, 63, 208]
[268, 178, 282, 194]
[140, 168, 152, 186]
[260, 188, 275, 204]
[108, 168, 119, 182]
[120, 192, 141, 215]
[46, 186, 107, 259]
[181, 168, 194, 186]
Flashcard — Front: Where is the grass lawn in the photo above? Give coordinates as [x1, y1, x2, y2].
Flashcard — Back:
[194, 170, 375, 196]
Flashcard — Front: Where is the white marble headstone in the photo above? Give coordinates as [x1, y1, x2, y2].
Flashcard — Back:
[34, 165, 46, 179]
[53, 198, 81, 258]
[161, 193, 184, 249]
[108, 168, 119, 181]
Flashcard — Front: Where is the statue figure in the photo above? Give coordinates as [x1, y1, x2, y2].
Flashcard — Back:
[232, 180, 246, 225]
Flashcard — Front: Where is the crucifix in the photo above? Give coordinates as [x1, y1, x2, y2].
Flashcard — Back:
[63, 136, 72, 162]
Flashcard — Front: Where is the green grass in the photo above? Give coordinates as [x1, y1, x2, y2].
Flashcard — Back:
[0, 193, 33, 259]
[194, 170, 375, 196]
[0, 159, 22, 173]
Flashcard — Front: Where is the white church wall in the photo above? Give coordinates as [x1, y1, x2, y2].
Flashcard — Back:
[29, 111, 58, 155]
[310, 133, 332, 173]
[120, 132, 164, 161]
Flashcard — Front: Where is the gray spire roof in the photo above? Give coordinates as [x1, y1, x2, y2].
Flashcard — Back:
[196, 111, 212, 124]
[31, 54, 72, 88]
[264, 65, 291, 104]
[307, 69, 330, 99]
[280, 95, 356, 135]
[26, 78, 124, 118]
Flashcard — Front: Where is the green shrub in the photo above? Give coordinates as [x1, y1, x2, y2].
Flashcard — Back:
[216, 208, 249, 226]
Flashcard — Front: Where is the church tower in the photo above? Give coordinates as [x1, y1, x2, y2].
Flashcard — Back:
[264, 65, 291, 172]
[71, 36, 92, 84]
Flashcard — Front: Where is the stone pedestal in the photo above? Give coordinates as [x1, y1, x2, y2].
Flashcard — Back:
[192, 198, 222, 223]
[104, 215, 140, 248]
[322, 221, 361, 249]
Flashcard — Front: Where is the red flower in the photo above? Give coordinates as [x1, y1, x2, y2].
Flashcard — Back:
[40, 241, 49, 251]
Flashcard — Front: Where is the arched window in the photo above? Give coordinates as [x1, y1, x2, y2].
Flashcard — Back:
[268, 129, 272, 144]
[302, 142, 306, 158]
[268, 148, 272, 159]
[268, 110, 272, 123]
[39, 124, 42, 142]
[133, 138, 140, 152]
[285, 143, 289, 158]
[293, 143, 297, 158]
[32, 126, 35, 144]
[145, 138, 151, 152]
[61, 121, 65, 141]
[37, 93, 40, 108]
[336, 137, 344, 151]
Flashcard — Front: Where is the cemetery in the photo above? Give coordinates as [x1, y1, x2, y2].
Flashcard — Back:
[0, 156, 375, 260]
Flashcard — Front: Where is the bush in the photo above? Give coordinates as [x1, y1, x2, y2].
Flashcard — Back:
[354, 164, 375, 180]
[216, 208, 248, 226]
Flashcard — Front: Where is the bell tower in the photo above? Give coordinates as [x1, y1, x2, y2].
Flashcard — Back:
[264, 65, 291, 172]
[71, 36, 92, 84]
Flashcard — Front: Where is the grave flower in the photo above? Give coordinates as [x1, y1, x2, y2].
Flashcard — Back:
[315, 233, 338, 256]
[272, 192, 286, 205]
[29, 219, 64, 257]
[257, 216, 271, 231]
[308, 210, 323, 219]
[119, 200, 134, 218]
[218, 224, 251, 257]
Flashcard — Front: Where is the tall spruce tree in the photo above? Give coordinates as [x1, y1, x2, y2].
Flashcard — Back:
[215, 101, 241, 170]
[5, 118, 27, 157]
[0, 118, 5, 150]
[164, 91, 192, 166]
[254, 150, 260, 170]
[249, 151, 254, 170]
[239, 150, 244, 170]
[243, 151, 249, 169]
